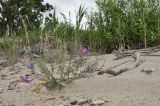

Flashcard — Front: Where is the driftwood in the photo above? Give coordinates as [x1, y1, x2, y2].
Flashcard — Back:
[113, 49, 160, 60]
[113, 46, 160, 60]
[98, 52, 143, 76]
[114, 54, 160, 60]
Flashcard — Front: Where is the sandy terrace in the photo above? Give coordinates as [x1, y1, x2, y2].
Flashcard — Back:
[0, 53, 160, 106]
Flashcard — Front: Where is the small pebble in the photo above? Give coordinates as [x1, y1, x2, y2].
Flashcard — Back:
[78, 98, 88, 105]
[44, 97, 56, 102]
[90, 100, 105, 106]
[1, 74, 7, 80]
[8, 85, 15, 90]
[141, 68, 155, 75]
[70, 100, 78, 105]
[59, 105, 68, 106]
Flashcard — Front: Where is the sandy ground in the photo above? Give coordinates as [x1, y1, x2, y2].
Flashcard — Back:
[1, 52, 160, 106]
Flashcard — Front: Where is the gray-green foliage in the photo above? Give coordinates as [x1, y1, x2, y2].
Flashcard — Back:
[38, 60, 63, 90]
[38, 52, 87, 90]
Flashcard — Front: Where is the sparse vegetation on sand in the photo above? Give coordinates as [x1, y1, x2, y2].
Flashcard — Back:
[1, 0, 160, 106]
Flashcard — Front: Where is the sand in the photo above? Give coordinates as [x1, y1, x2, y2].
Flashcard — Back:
[0, 53, 160, 106]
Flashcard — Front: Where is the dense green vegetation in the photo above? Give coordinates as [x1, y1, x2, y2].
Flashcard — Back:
[89, 0, 160, 52]
[0, 0, 53, 35]
[0, 0, 160, 53]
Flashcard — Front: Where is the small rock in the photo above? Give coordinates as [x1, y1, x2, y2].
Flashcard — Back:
[44, 97, 56, 102]
[62, 97, 70, 101]
[90, 100, 105, 106]
[9, 72, 14, 75]
[59, 101, 69, 106]
[1, 74, 7, 80]
[70, 100, 78, 105]
[97, 71, 105, 75]
[78, 99, 88, 105]
[0, 101, 2, 104]
[141, 68, 155, 75]
[59, 105, 68, 106]
[7, 85, 15, 90]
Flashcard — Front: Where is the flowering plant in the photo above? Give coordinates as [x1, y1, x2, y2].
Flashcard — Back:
[77, 47, 89, 57]
[20, 74, 29, 83]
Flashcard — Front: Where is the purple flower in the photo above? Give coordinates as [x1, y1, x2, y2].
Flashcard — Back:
[81, 47, 89, 55]
[77, 47, 89, 57]
[20, 74, 29, 83]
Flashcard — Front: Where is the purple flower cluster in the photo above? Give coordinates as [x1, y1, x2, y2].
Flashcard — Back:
[20, 74, 29, 83]
[81, 47, 89, 55]
[77, 47, 89, 57]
